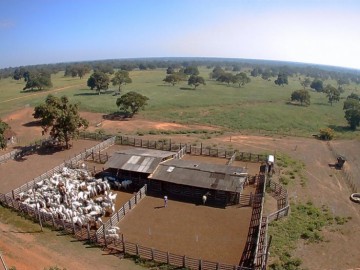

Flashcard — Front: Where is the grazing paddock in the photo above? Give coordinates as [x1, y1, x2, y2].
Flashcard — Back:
[118, 196, 252, 265]
[0, 139, 98, 193]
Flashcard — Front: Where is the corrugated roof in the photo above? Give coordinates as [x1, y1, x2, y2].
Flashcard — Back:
[104, 149, 175, 174]
[149, 159, 247, 193]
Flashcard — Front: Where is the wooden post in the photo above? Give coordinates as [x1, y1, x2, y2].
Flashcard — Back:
[199, 259, 202, 270]
[183, 255, 186, 268]
[169, 139, 172, 151]
[12, 190, 15, 199]
[117, 211, 120, 222]
[87, 222, 91, 242]
[136, 244, 139, 255]
[110, 217, 113, 227]
[122, 234, 125, 253]
[129, 200, 132, 210]
[200, 143, 202, 155]
[103, 224, 107, 247]
[216, 262, 220, 270]
[51, 215, 55, 228]
[167, 251, 170, 264]
[151, 248, 154, 260]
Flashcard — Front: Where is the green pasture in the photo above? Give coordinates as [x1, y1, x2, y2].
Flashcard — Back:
[0, 67, 359, 138]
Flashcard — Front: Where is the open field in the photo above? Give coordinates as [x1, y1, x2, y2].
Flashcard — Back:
[1, 68, 360, 138]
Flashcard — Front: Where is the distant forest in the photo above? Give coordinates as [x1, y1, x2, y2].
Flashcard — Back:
[1, 57, 360, 84]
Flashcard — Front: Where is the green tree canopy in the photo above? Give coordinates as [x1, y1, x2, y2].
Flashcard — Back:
[33, 95, 88, 149]
[274, 73, 288, 86]
[188, 75, 206, 89]
[111, 70, 132, 94]
[87, 71, 110, 94]
[65, 64, 91, 79]
[343, 95, 360, 130]
[166, 66, 175, 74]
[183, 66, 199, 76]
[0, 119, 10, 149]
[310, 79, 324, 92]
[300, 78, 311, 90]
[234, 72, 251, 87]
[324, 84, 340, 106]
[216, 73, 234, 85]
[291, 89, 310, 106]
[210, 66, 225, 79]
[116, 91, 149, 117]
[163, 74, 181, 86]
[23, 71, 53, 91]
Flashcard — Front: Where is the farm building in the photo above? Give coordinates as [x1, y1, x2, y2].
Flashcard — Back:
[104, 148, 177, 187]
[149, 159, 247, 206]
[104, 148, 248, 206]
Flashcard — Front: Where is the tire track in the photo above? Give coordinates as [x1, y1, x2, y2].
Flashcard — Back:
[0, 83, 84, 104]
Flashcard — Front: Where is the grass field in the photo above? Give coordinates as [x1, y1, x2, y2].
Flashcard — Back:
[1, 67, 359, 138]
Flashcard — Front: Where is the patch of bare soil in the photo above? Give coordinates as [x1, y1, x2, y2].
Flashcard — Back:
[0, 216, 144, 270]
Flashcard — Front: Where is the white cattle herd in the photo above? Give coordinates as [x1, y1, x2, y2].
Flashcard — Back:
[17, 167, 130, 235]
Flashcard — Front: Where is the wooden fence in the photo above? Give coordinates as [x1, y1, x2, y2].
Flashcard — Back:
[77, 132, 268, 163]
[5, 136, 116, 199]
[96, 185, 147, 244]
[0, 138, 50, 164]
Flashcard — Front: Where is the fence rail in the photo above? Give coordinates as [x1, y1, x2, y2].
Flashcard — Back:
[5, 136, 116, 199]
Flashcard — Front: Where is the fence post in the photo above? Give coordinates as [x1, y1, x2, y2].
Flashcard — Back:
[117, 211, 120, 222]
[135, 193, 138, 204]
[151, 248, 154, 260]
[183, 255, 186, 268]
[136, 244, 139, 255]
[199, 259, 203, 270]
[122, 234, 125, 253]
[123, 206, 126, 215]
[12, 190, 15, 199]
[167, 251, 170, 264]
[87, 222, 91, 242]
[103, 224, 107, 247]
[216, 262, 220, 270]
[129, 200, 132, 210]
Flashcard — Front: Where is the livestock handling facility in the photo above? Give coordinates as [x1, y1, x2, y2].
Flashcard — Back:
[102, 148, 248, 207]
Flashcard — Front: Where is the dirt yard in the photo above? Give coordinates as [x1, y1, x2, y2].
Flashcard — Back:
[118, 196, 252, 265]
[1, 107, 360, 269]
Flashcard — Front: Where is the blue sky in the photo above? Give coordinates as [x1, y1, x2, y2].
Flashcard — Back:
[1, 0, 360, 69]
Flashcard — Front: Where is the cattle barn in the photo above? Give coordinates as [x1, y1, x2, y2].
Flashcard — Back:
[148, 159, 247, 206]
[104, 148, 248, 206]
[104, 148, 176, 187]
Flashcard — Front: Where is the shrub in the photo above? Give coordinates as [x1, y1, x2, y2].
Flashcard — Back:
[318, 128, 334, 140]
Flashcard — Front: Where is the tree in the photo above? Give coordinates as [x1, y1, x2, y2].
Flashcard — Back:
[324, 84, 340, 106]
[166, 66, 174, 74]
[184, 66, 199, 76]
[23, 71, 53, 91]
[291, 89, 310, 106]
[310, 79, 323, 92]
[343, 96, 360, 130]
[188, 75, 206, 89]
[210, 66, 225, 79]
[274, 73, 288, 86]
[216, 73, 234, 85]
[300, 78, 311, 90]
[234, 72, 251, 87]
[65, 64, 90, 79]
[163, 74, 181, 86]
[87, 71, 110, 94]
[0, 119, 10, 149]
[116, 91, 149, 117]
[111, 70, 132, 94]
[33, 95, 88, 149]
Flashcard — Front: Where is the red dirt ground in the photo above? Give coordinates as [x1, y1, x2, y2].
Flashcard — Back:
[118, 196, 252, 265]
[1, 108, 360, 269]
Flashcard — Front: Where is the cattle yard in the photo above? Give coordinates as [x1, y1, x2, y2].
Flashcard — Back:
[0, 134, 284, 270]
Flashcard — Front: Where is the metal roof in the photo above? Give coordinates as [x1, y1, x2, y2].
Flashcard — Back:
[149, 159, 247, 193]
[104, 149, 176, 174]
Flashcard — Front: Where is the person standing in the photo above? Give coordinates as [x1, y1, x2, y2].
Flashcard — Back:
[164, 195, 168, 207]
